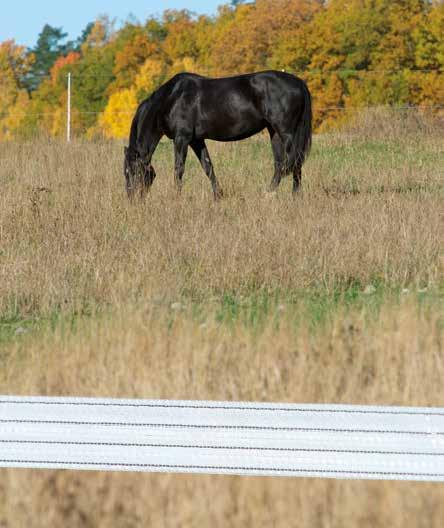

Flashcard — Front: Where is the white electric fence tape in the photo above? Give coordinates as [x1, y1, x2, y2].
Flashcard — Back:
[1, 396, 444, 481]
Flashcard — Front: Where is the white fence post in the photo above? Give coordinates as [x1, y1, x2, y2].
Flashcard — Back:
[67, 72, 71, 143]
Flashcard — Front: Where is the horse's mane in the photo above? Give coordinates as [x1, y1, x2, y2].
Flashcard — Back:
[129, 87, 164, 153]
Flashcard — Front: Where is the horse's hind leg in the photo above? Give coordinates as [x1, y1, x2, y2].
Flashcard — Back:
[190, 139, 223, 200]
[268, 128, 286, 192]
[293, 159, 302, 194]
[269, 127, 302, 194]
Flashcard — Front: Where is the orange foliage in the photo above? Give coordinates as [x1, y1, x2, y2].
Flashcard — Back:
[2, 1, 443, 139]
[210, 1, 322, 75]
[113, 32, 163, 92]
[162, 10, 199, 61]
[50, 51, 81, 81]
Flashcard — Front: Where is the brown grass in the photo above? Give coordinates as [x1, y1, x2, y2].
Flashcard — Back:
[0, 124, 442, 316]
[1, 299, 443, 527]
[0, 112, 443, 527]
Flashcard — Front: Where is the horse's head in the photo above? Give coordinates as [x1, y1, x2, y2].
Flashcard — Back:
[124, 146, 156, 199]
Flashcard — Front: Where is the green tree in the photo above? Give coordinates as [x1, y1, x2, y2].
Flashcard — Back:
[25, 24, 73, 91]
[75, 22, 95, 51]
[68, 18, 116, 133]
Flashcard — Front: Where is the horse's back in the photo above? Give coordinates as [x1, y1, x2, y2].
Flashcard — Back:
[153, 71, 308, 141]
[202, 71, 307, 126]
[165, 70, 305, 98]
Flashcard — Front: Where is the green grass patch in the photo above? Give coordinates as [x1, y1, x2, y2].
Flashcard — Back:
[0, 283, 440, 355]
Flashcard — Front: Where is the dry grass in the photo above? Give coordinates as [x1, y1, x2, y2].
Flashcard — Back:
[0, 111, 443, 527]
[338, 106, 443, 142]
[0, 299, 443, 527]
[0, 122, 442, 317]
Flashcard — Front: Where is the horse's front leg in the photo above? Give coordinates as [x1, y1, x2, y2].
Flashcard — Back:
[141, 165, 157, 198]
[135, 131, 161, 200]
[174, 135, 190, 192]
[190, 139, 223, 200]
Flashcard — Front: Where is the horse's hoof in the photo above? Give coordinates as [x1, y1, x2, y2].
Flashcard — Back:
[214, 189, 224, 200]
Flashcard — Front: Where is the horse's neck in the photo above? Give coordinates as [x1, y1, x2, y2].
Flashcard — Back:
[133, 99, 160, 158]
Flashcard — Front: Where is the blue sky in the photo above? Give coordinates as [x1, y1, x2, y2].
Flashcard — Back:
[1, 0, 223, 48]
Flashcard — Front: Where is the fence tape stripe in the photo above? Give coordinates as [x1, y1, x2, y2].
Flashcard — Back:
[1, 398, 443, 415]
[1, 396, 443, 481]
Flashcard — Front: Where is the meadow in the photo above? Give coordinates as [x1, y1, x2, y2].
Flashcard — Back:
[0, 109, 443, 527]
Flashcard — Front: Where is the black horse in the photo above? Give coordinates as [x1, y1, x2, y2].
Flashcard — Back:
[124, 70, 312, 199]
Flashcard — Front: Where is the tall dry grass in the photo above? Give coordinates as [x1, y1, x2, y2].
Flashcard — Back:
[0, 110, 443, 527]
[0, 112, 442, 317]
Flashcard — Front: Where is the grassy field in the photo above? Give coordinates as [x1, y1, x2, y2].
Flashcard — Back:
[0, 109, 443, 527]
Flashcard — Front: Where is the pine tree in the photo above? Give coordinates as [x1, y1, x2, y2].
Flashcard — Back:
[25, 25, 73, 91]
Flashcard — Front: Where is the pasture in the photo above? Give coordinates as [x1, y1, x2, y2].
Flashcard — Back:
[0, 109, 443, 527]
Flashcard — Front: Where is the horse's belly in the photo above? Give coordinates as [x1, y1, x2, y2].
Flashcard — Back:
[196, 93, 266, 141]
[207, 125, 266, 142]
[197, 117, 266, 142]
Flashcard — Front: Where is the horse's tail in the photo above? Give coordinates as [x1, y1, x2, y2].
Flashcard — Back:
[293, 79, 312, 166]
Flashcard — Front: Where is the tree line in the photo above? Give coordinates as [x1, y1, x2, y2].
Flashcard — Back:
[0, 0, 442, 140]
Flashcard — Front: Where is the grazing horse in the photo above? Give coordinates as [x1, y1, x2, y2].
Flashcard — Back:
[124, 70, 312, 199]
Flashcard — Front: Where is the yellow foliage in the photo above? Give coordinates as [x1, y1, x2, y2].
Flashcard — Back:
[1, 90, 31, 140]
[413, 3, 444, 69]
[99, 88, 137, 139]
[50, 106, 66, 138]
[307, 73, 345, 131]
[162, 13, 198, 61]
[134, 59, 166, 99]
[0, 40, 34, 140]
[167, 57, 199, 78]
[405, 71, 444, 107]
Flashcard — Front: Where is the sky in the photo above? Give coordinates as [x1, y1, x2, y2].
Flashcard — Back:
[0, 0, 224, 48]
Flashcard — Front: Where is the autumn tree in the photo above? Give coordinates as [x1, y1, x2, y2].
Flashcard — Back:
[100, 88, 137, 138]
[413, 1, 444, 71]
[407, 1, 444, 106]
[25, 25, 74, 91]
[0, 41, 33, 139]
[110, 22, 165, 93]
[75, 23, 95, 51]
[67, 18, 116, 133]
[209, 1, 322, 75]
[162, 10, 199, 61]
[1, 1, 443, 139]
